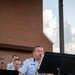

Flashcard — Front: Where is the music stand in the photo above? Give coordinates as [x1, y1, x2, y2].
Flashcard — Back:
[0, 70, 19, 75]
[39, 52, 75, 75]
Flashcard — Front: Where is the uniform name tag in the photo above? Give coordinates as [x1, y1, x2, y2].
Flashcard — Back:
[31, 64, 35, 65]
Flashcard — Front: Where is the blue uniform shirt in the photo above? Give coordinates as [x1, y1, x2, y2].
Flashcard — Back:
[7, 62, 15, 70]
[18, 58, 39, 75]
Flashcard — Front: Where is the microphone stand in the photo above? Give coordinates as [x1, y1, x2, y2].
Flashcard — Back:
[1, 62, 4, 70]
[0, 62, 4, 75]
[0, 58, 4, 75]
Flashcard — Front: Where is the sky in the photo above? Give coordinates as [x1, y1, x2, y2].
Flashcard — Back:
[43, 0, 75, 54]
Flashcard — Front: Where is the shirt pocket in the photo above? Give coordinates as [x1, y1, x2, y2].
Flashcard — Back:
[27, 65, 36, 75]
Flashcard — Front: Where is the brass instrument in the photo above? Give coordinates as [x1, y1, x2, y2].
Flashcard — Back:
[35, 54, 44, 75]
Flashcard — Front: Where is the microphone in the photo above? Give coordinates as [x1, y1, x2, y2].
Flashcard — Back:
[1, 62, 3, 64]
[0, 58, 4, 70]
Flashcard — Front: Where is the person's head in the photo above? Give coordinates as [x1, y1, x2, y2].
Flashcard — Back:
[33, 45, 44, 61]
[12, 55, 18, 62]
[13, 59, 21, 70]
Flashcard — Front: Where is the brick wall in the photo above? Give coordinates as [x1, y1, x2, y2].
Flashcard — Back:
[0, 0, 53, 69]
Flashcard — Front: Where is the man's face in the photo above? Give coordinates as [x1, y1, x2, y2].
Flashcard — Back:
[14, 60, 21, 70]
[33, 47, 44, 60]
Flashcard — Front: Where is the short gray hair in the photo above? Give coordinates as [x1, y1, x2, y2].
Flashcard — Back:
[33, 45, 43, 51]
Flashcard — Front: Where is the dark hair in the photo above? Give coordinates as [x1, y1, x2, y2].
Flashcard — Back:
[33, 45, 43, 51]
[12, 55, 18, 58]
[14, 58, 20, 62]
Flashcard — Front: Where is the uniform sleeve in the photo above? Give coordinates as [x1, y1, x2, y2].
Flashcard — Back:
[6, 63, 14, 70]
[18, 59, 28, 74]
[6, 63, 9, 70]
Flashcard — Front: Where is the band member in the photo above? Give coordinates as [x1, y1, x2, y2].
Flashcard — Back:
[18, 45, 44, 75]
[13, 59, 22, 70]
[6, 55, 18, 70]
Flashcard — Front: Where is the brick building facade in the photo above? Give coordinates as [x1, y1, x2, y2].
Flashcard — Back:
[0, 0, 53, 69]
